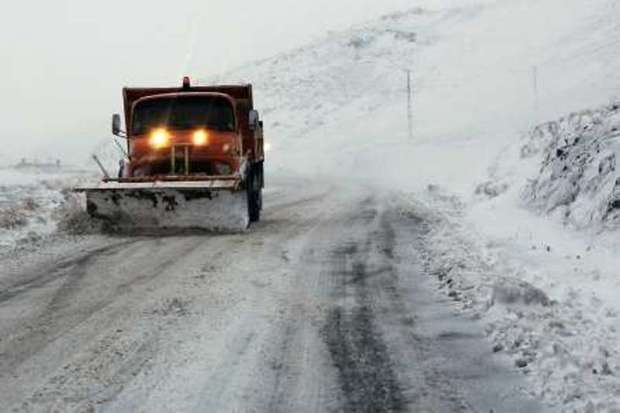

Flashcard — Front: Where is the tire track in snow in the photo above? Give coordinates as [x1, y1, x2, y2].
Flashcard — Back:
[0, 242, 130, 304]
[322, 199, 406, 413]
[0, 237, 206, 390]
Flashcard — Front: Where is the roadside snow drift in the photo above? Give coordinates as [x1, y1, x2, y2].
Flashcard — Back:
[521, 103, 620, 230]
[0, 168, 91, 251]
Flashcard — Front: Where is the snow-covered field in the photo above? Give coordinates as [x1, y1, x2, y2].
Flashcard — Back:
[2, 0, 620, 410]
[0, 168, 94, 252]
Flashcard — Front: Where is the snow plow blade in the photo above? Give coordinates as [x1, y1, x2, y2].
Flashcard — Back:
[75, 178, 249, 232]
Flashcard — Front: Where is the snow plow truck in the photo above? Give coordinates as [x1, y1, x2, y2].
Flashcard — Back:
[77, 77, 264, 232]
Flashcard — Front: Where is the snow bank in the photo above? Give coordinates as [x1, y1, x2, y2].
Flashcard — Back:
[414, 185, 620, 412]
[465, 102, 620, 411]
[520, 103, 620, 230]
[0, 168, 95, 253]
[467, 100, 620, 411]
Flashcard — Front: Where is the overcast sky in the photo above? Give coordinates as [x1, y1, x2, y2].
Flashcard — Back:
[0, 0, 416, 162]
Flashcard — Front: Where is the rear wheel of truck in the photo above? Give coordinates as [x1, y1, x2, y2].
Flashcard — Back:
[247, 169, 261, 223]
[249, 189, 261, 223]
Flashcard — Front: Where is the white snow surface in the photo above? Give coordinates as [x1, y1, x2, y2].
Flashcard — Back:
[520, 103, 620, 230]
[463, 103, 620, 410]
[4, 0, 620, 410]
[0, 168, 87, 251]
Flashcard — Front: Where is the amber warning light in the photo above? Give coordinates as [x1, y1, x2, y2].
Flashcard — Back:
[149, 128, 170, 149]
[193, 130, 208, 146]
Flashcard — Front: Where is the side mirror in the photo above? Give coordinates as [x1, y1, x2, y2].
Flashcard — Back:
[112, 113, 122, 136]
[249, 110, 259, 131]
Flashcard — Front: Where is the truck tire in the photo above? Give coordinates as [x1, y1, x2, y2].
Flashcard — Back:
[247, 168, 261, 223]
[256, 162, 263, 212]
[251, 189, 262, 223]
[249, 192, 260, 223]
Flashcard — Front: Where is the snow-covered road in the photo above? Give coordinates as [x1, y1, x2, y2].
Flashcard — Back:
[0, 177, 540, 412]
[1, 0, 619, 410]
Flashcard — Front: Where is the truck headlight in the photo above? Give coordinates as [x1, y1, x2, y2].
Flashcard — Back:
[149, 128, 170, 149]
[193, 129, 208, 146]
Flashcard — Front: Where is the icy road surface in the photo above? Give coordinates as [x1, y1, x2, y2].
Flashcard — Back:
[0, 178, 540, 412]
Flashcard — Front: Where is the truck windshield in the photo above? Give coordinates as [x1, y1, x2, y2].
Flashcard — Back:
[132, 96, 235, 135]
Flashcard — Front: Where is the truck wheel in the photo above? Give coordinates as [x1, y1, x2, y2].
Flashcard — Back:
[257, 188, 263, 211]
[247, 170, 261, 223]
[249, 192, 260, 223]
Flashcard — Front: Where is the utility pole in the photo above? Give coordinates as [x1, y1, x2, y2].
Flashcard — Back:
[406, 69, 413, 140]
[532, 65, 539, 122]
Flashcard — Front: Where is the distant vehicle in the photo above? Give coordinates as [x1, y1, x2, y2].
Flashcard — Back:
[77, 77, 265, 231]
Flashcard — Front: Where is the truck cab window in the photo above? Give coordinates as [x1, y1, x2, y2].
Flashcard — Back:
[132, 96, 235, 135]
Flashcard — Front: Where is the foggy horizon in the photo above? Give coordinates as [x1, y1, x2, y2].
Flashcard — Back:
[0, 0, 424, 165]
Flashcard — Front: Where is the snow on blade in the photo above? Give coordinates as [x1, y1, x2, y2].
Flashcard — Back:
[85, 188, 249, 233]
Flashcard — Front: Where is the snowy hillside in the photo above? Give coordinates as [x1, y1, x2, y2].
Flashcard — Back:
[210, 8, 420, 142]
[205, 0, 620, 197]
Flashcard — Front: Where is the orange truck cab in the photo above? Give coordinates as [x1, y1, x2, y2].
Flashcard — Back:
[109, 77, 265, 222]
